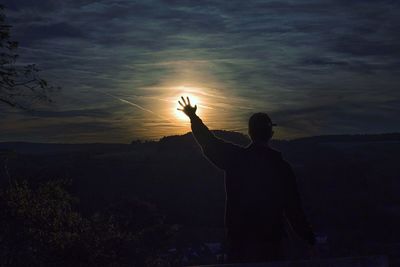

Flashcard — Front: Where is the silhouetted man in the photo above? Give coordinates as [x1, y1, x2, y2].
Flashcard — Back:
[178, 96, 316, 263]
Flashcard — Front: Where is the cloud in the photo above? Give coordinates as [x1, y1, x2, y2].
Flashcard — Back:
[2, 0, 400, 142]
[28, 108, 111, 118]
[19, 22, 85, 42]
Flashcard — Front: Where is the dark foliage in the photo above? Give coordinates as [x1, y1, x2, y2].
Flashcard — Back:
[0, 179, 172, 267]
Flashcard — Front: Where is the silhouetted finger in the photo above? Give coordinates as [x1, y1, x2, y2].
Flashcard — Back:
[187, 96, 191, 106]
[181, 96, 187, 105]
[177, 108, 183, 111]
[178, 101, 184, 108]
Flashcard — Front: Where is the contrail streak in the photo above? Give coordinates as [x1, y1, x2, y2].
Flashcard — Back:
[105, 93, 173, 123]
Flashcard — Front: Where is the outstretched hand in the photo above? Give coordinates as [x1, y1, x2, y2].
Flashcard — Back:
[177, 96, 197, 118]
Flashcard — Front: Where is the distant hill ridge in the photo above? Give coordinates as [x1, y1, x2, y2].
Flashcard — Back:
[292, 132, 400, 143]
[0, 132, 399, 154]
[159, 131, 400, 146]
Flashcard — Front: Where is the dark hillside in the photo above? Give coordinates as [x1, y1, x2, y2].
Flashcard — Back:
[1, 132, 400, 255]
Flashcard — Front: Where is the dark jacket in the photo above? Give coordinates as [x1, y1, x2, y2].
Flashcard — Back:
[190, 114, 315, 245]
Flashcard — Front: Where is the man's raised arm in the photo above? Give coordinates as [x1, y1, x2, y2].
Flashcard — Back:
[177, 96, 240, 170]
[177, 96, 216, 147]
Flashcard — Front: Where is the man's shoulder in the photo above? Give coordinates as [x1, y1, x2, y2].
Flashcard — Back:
[246, 143, 282, 156]
[267, 146, 282, 157]
[220, 139, 246, 151]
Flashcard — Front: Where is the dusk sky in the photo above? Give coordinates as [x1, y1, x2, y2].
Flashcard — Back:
[1, 0, 400, 143]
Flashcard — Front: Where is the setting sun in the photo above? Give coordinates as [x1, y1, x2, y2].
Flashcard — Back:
[174, 95, 200, 121]
[173, 87, 203, 121]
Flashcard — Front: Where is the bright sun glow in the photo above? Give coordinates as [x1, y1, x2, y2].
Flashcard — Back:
[173, 86, 202, 121]
[174, 95, 200, 121]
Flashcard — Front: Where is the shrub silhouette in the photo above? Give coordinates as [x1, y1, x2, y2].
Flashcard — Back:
[0, 180, 171, 267]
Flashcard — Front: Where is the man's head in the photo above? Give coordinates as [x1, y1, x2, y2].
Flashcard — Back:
[248, 112, 276, 142]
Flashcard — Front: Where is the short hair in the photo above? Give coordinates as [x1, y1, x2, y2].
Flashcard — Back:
[248, 112, 276, 142]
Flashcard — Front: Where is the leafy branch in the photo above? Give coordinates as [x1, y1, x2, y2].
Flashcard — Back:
[0, 5, 58, 110]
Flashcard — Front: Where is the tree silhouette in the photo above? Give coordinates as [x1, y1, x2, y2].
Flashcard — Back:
[0, 5, 56, 110]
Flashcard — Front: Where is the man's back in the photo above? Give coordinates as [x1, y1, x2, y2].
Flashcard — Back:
[224, 144, 287, 240]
